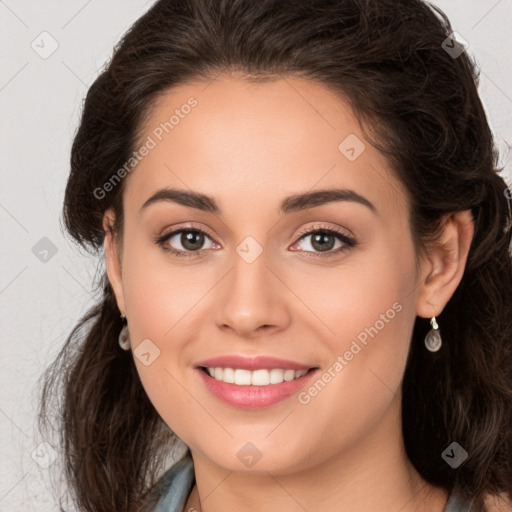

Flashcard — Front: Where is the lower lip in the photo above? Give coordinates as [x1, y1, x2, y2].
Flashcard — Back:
[196, 368, 318, 409]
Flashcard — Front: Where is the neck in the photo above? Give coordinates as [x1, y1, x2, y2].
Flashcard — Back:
[184, 399, 448, 512]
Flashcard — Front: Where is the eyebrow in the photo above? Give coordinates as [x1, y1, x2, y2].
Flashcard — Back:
[139, 187, 377, 215]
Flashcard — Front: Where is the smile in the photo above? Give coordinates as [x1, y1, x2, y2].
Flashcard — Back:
[194, 355, 319, 409]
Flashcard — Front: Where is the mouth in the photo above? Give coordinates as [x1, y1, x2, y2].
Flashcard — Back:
[194, 356, 320, 409]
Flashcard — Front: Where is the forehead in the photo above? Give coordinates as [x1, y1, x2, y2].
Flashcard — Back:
[124, 74, 408, 220]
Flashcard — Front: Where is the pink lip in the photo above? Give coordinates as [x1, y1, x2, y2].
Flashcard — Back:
[195, 355, 314, 371]
[194, 355, 319, 409]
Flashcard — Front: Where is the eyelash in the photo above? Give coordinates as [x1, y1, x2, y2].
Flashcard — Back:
[154, 223, 357, 259]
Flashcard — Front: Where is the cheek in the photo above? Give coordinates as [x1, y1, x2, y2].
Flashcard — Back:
[288, 234, 416, 354]
[286, 264, 416, 467]
[119, 237, 214, 415]
[297, 237, 417, 407]
[121, 233, 208, 342]
[121, 257, 200, 436]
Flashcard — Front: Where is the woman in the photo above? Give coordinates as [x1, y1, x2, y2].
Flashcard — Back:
[39, 0, 512, 510]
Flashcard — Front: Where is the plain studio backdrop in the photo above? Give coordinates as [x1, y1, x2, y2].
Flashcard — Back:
[0, 1, 511, 510]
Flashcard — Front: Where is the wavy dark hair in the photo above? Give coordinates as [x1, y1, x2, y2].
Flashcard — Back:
[39, 0, 512, 510]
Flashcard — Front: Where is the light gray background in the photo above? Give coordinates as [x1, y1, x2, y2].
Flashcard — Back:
[1, 1, 511, 510]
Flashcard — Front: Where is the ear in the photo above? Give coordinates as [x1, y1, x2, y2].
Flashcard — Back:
[102, 209, 126, 316]
[416, 210, 474, 318]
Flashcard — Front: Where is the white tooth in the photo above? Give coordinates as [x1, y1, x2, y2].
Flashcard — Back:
[270, 368, 284, 384]
[251, 369, 270, 386]
[283, 369, 295, 382]
[269, 369, 285, 384]
[207, 367, 307, 385]
[234, 369, 252, 385]
[223, 367, 235, 383]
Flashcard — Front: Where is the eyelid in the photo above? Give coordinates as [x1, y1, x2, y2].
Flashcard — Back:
[290, 223, 357, 258]
[294, 222, 355, 241]
[158, 221, 215, 239]
[153, 222, 218, 257]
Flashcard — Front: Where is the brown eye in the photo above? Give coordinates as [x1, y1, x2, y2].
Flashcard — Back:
[290, 227, 357, 258]
[179, 231, 206, 251]
[156, 227, 219, 257]
[309, 232, 337, 252]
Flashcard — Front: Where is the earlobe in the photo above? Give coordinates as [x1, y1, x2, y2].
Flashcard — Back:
[416, 209, 475, 319]
[102, 209, 126, 315]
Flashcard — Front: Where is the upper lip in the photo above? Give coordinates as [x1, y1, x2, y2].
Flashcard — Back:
[195, 355, 317, 371]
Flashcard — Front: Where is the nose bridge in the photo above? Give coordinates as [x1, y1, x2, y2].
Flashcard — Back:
[213, 237, 290, 336]
[231, 239, 269, 295]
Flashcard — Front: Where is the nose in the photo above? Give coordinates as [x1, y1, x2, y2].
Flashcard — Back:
[213, 250, 291, 339]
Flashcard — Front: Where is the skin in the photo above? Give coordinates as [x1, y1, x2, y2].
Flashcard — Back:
[103, 73, 474, 512]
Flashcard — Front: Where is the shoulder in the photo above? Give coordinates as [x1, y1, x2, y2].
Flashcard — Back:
[483, 492, 512, 511]
[151, 455, 195, 512]
[445, 490, 512, 512]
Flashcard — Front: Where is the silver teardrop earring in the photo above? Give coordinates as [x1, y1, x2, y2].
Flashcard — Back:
[118, 313, 130, 350]
[425, 315, 442, 352]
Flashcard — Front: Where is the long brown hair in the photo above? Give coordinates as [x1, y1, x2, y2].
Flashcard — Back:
[39, 0, 512, 510]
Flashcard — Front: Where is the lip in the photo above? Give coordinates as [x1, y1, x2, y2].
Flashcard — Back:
[195, 355, 314, 371]
[194, 356, 319, 410]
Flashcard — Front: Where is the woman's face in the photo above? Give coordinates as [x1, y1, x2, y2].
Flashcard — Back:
[105, 74, 431, 474]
